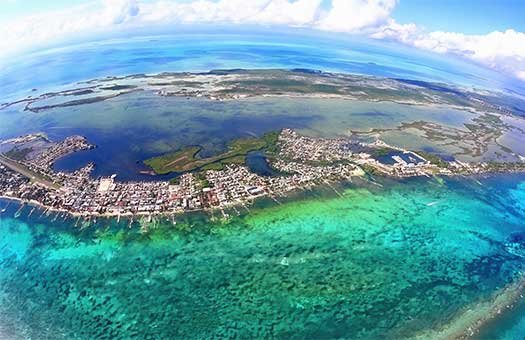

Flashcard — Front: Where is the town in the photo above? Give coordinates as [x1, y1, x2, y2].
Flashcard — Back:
[0, 129, 522, 222]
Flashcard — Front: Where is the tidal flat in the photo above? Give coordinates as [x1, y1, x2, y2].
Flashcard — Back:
[0, 174, 524, 339]
[2, 91, 524, 181]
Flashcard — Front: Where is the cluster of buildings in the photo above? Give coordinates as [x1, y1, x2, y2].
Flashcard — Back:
[25, 135, 94, 176]
[0, 165, 49, 206]
[31, 136, 93, 168]
[0, 130, 365, 219]
[1, 129, 520, 221]
[276, 129, 444, 178]
[278, 129, 354, 162]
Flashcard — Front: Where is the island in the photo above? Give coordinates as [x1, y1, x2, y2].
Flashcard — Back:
[1, 68, 525, 223]
[1, 127, 525, 225]
[2, 69, 523, 118]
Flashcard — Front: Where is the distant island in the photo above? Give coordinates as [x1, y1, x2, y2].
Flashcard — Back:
[2, 69, 522, 118]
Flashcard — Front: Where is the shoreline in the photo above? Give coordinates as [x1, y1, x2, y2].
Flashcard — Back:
[413, 272, 525, 340]
[2, 170, 525, 222]
[0, 177, 350, 221]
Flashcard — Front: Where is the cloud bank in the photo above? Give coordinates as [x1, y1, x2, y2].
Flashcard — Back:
[1, 0, 524, 81]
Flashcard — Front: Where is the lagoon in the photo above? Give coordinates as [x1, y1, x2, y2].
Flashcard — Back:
[1, 91, 497, 180]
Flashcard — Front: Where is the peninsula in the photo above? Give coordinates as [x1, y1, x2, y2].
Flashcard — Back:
[2, 69, 525, 221]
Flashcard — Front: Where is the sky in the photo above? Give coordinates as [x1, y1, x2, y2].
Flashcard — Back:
[393, 0, 525, 34]
[0, 0, 524, 81]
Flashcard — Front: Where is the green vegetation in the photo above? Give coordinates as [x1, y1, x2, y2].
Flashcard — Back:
[416, 151, 449, 168]
[222, 78, 342, 95]
[4, 147, 32, 161]
[371, 147, 394, 158]
[144, 131, 280, 174]
[200, 162, 225, 171]
[200, 155, 246, 171]
[195, 172, 212, 188]
[169, 177, 180, 185]
[361, 164, 382, 176]
[144, 147, 201, 175]
[260, 131, 280, 155]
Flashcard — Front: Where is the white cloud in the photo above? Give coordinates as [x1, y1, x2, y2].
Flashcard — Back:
[316, 0, 396, 33]
[0, 0, 392, 53]
[371, 21, 525, 81]
[137, 0, 324, 26]
[103, 0, 140, 24]
[1, 0, 524, 82]
[0, 1, 132, 53]
[252, 0, 323, 26]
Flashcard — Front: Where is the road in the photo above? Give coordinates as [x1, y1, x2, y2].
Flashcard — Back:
[0, 155, 61, 190]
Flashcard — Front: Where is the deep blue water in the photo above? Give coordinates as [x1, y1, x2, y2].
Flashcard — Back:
[1, 28, 524, 102]
[246, 151, 276, 177]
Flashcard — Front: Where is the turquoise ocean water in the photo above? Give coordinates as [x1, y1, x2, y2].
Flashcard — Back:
[0, 174, 524, 338]
[1, 30, 525, 338]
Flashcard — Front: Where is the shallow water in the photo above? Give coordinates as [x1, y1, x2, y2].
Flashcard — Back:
[475, 297, 525, 340]
[1, 174, 524, 339]
[1, 92, 496, 180]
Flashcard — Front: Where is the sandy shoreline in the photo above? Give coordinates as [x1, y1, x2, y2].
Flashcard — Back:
[412, 272, 525, 339]
[2, 171, 525, 221]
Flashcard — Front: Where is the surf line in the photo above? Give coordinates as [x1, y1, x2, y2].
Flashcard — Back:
[416, 273, 525, 339]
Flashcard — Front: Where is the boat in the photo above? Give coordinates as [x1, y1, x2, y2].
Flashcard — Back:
[14, 204, 25, 218]
[1, 201, 11, 213]
[39, 208, 48, 217]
